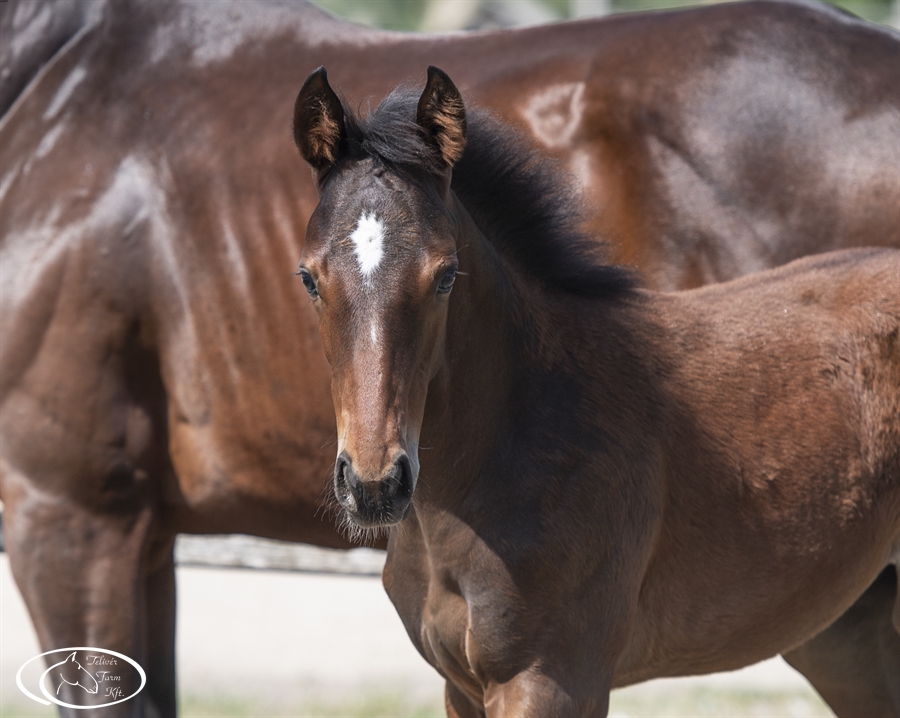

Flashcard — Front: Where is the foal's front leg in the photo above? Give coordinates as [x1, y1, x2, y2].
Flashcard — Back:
[445, 682, 486, 718]
[481, 668, 611, 718]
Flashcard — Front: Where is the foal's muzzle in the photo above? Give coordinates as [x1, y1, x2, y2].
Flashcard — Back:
[334, 451, 415, 527]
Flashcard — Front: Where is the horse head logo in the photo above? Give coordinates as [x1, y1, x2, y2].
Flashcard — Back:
[55, 652, 98, 695]
[18, 646, 145, 709]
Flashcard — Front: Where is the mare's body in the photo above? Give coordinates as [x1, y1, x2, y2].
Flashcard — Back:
[293, 69, 900, 717]
[1, 1, 898, 715]
[0, 0, 103, 117]
[2, 0, 897, 288]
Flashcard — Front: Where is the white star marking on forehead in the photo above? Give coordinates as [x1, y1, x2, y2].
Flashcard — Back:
[349, 212, 385, 279]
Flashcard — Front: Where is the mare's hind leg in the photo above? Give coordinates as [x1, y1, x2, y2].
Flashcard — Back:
[783, 568, 900, 718]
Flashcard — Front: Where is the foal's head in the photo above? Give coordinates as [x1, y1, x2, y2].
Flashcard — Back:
[293, 67, 466, 529]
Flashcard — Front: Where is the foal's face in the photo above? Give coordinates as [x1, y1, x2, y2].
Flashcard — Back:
[299, 162, 459, 527]
[294, 65, 467, 528]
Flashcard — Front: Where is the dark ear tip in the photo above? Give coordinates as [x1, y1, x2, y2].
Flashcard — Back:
[426, 66, 452, 86]
[300, 66, 328, 95]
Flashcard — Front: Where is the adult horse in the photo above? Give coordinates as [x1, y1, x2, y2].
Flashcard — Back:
[0, 0, 104, 119]
[0, 0, 897, 715]
[292, 66, 900, 718]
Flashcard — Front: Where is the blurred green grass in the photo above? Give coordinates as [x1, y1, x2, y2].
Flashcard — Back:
[609, 685, 833, 718]
[178, 692, 444, 718]
[312, 0, 897, 31]
[2, 686, 834, 718]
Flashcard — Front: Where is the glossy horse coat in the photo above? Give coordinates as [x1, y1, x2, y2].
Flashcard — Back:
[1, 1, 898, 715]
[293, 67, 900, 717]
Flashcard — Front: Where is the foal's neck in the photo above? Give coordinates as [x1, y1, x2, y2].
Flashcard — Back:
[417, 194, 598, 508]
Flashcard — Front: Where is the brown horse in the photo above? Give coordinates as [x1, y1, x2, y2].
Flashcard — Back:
[0, 0, 898, 714]
[292, 66, 900, 717]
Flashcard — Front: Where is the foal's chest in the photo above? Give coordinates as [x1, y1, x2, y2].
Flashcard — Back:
[384, 530, 526, 700]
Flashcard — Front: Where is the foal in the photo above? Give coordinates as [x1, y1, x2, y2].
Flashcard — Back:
[293, 67, 900, 717]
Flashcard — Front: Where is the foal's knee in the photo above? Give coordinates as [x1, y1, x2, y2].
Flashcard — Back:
[446, 682, 486, 718]
[483, 670, 610, 718]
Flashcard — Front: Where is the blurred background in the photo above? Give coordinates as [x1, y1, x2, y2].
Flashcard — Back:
[310, 0, 899, 32]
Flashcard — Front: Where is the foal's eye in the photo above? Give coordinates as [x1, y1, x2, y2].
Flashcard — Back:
[296, 268, 319, 299]
[437, 268, 457, 295]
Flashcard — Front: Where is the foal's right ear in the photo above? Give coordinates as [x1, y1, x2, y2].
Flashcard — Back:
[417, 66, 466, 168]
[293, 67, 345, 171]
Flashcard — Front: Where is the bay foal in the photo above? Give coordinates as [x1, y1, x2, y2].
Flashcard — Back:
[293, 68, 900, 717]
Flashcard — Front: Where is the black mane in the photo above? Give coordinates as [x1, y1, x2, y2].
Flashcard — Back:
[339, 88, 636, 299]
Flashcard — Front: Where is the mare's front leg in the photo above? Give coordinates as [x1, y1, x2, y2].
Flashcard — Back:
[0, 311, 175, 716]
[144, 534, 177, 717]
[2, 467, 173, 718]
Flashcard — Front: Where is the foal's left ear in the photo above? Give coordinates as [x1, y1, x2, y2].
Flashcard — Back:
[293, 67, 345, 170]
[417, 66, 466, 168]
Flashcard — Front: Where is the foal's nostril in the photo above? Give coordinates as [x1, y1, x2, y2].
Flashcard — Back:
[334, 452, 359, 511]
[335, 453, 351, 486]
[333, 450, 416, 525]
[392, 453, 414, 504]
